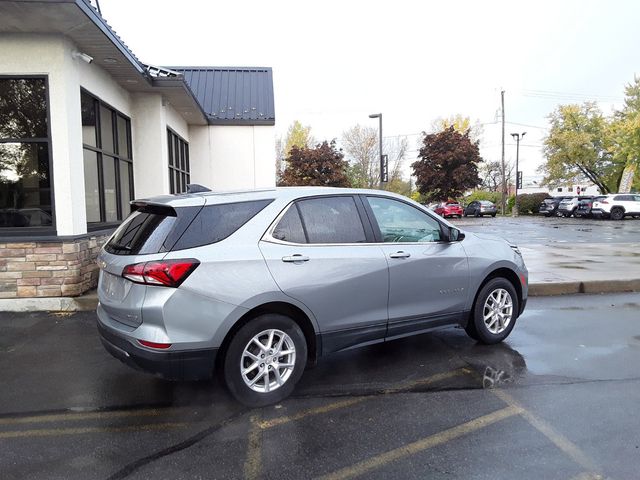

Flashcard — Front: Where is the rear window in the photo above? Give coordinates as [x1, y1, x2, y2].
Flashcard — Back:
[104, 199, 272, 255]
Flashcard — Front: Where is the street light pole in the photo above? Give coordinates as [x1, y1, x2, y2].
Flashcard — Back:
[510, 131, 526, 216]
[369, 113, 383, 189]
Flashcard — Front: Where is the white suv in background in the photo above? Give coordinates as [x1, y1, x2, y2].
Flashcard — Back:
[591, 194, 640, 220]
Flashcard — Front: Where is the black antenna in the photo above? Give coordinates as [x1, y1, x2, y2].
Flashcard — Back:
[94, 0, 102, 15]
[186, 184, 212, 194]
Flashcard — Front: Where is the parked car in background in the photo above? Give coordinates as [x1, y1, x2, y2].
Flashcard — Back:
[464, 200, 497, 217]
[557, 196, 593, 217]
[538, 196, 572, 217]
[575, 196, 606, 218]
[434, 201, 464, 218]
[591, 194, 640, 220]
[96, 187, 528, 406]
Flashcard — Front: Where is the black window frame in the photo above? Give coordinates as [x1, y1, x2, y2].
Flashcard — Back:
[81, 88, 133, 230]
[0, 75, 56, 236]
[167, 128, 190, 194]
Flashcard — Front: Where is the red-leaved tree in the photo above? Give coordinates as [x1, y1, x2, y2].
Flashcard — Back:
[279, 140, 351, 187]
[412, 127, 482, 201]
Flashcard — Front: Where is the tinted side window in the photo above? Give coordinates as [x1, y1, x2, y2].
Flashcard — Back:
[272, 205, 307, 243]
[367, 196, 443, 243]
[296, 196, 366, 244]
[174, 199, 273, 250]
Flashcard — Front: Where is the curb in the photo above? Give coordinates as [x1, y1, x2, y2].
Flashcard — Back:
[529, 279, 640, 296]
[0, 291, 98, 313]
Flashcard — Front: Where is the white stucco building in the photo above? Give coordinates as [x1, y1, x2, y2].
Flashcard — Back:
[0, 0, 276, 299]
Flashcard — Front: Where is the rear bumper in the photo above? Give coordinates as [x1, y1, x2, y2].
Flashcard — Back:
[97, 321, 218, 381]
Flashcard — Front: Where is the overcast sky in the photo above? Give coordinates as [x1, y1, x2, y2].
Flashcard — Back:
[100, 0, 639, 180]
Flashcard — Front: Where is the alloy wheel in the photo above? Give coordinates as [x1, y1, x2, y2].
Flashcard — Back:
[240, 329, 296, 393]
[483, 288, 513, 334]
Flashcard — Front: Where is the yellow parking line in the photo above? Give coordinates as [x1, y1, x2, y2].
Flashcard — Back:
[317, 406, 522, 480]
[258, 368, 468, 430]
[0, 408, 172, 426]
[243, 414, 263, 480]
[492, 389, 600, 474]
[0, 422, 187, 439]
[257, 397, 364, 430]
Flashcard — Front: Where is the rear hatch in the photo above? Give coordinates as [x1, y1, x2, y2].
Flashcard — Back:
[97, 200, 204, 328]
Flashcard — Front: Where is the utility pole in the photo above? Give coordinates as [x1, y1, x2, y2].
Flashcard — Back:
[500, 90, 506, 215]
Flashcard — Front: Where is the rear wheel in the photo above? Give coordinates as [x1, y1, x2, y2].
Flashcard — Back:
[491, 213, 496, 218]
[467, 278, 519, 344]
[474, 210, 480, 218]
[610, 207, 625, 220]
[223, 314, 307, 407]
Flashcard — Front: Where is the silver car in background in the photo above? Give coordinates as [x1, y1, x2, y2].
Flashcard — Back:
[97, 187, 528, 406]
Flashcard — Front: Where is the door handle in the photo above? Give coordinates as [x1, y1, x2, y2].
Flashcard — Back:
[282, 254, 310, 263]
[389, 251, 411, 259]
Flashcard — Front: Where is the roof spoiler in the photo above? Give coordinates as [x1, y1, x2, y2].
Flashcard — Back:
[186, 184, 212, 194]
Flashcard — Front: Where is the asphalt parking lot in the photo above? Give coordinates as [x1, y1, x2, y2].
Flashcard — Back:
[2, 293, 640, 479]
[452, 215, 640, 245]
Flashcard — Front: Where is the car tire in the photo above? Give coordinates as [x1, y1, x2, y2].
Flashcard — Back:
[491, 214, 496, 218]
[463, 212, 468, 217]
[223, 314, 307, 407]
[610, 207, 625, 221]
[468, 278, 519, 345]
[474, 210, 480, 218]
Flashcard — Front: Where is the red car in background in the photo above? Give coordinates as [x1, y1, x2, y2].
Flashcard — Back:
[433, 201, 464, 218]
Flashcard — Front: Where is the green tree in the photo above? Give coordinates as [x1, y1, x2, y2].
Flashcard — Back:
[412, 127, 482, 202]
[540, 102, 623, 193]
[610, 76, 640, 190]
[279, 140, 350, 187]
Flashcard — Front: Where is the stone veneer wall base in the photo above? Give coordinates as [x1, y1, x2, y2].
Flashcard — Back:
[0, 234, 109, 300]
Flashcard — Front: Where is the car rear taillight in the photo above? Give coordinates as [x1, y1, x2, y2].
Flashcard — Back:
[122, 259, 200, 287]
[138, 339, 172, 349]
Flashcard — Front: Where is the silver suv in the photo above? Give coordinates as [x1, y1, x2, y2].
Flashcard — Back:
[97, 187, 528, 406]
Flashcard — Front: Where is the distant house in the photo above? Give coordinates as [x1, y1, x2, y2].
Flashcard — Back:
[0, 0, 276, 300]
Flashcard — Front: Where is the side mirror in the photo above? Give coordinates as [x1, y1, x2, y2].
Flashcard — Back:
[449, 227, 465, 242]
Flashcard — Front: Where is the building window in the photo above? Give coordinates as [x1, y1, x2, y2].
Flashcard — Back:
[167, 129, 190, 194]
[81, 90, 133, 226]
[0, 76, 54, 231]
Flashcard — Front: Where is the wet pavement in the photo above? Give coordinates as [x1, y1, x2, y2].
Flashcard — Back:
[452, 215, 640, 245]
[1, 293, 640, 479]
[451, 216, 640, 289]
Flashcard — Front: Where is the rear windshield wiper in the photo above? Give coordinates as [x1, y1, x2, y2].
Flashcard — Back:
[108, 242, 132, 251]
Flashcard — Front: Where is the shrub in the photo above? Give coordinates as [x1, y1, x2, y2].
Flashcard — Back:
[516, 192, 549, 214]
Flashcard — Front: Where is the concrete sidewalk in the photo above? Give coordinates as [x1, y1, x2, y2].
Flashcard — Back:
[0, 243, 638, 312]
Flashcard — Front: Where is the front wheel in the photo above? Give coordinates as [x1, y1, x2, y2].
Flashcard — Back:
[223, 314, 307, 407]
[467, 278, 519, 344]
[610, 207, 625, 221]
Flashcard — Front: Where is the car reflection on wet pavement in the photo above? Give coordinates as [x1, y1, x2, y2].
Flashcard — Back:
[1, 293, 639, 479]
